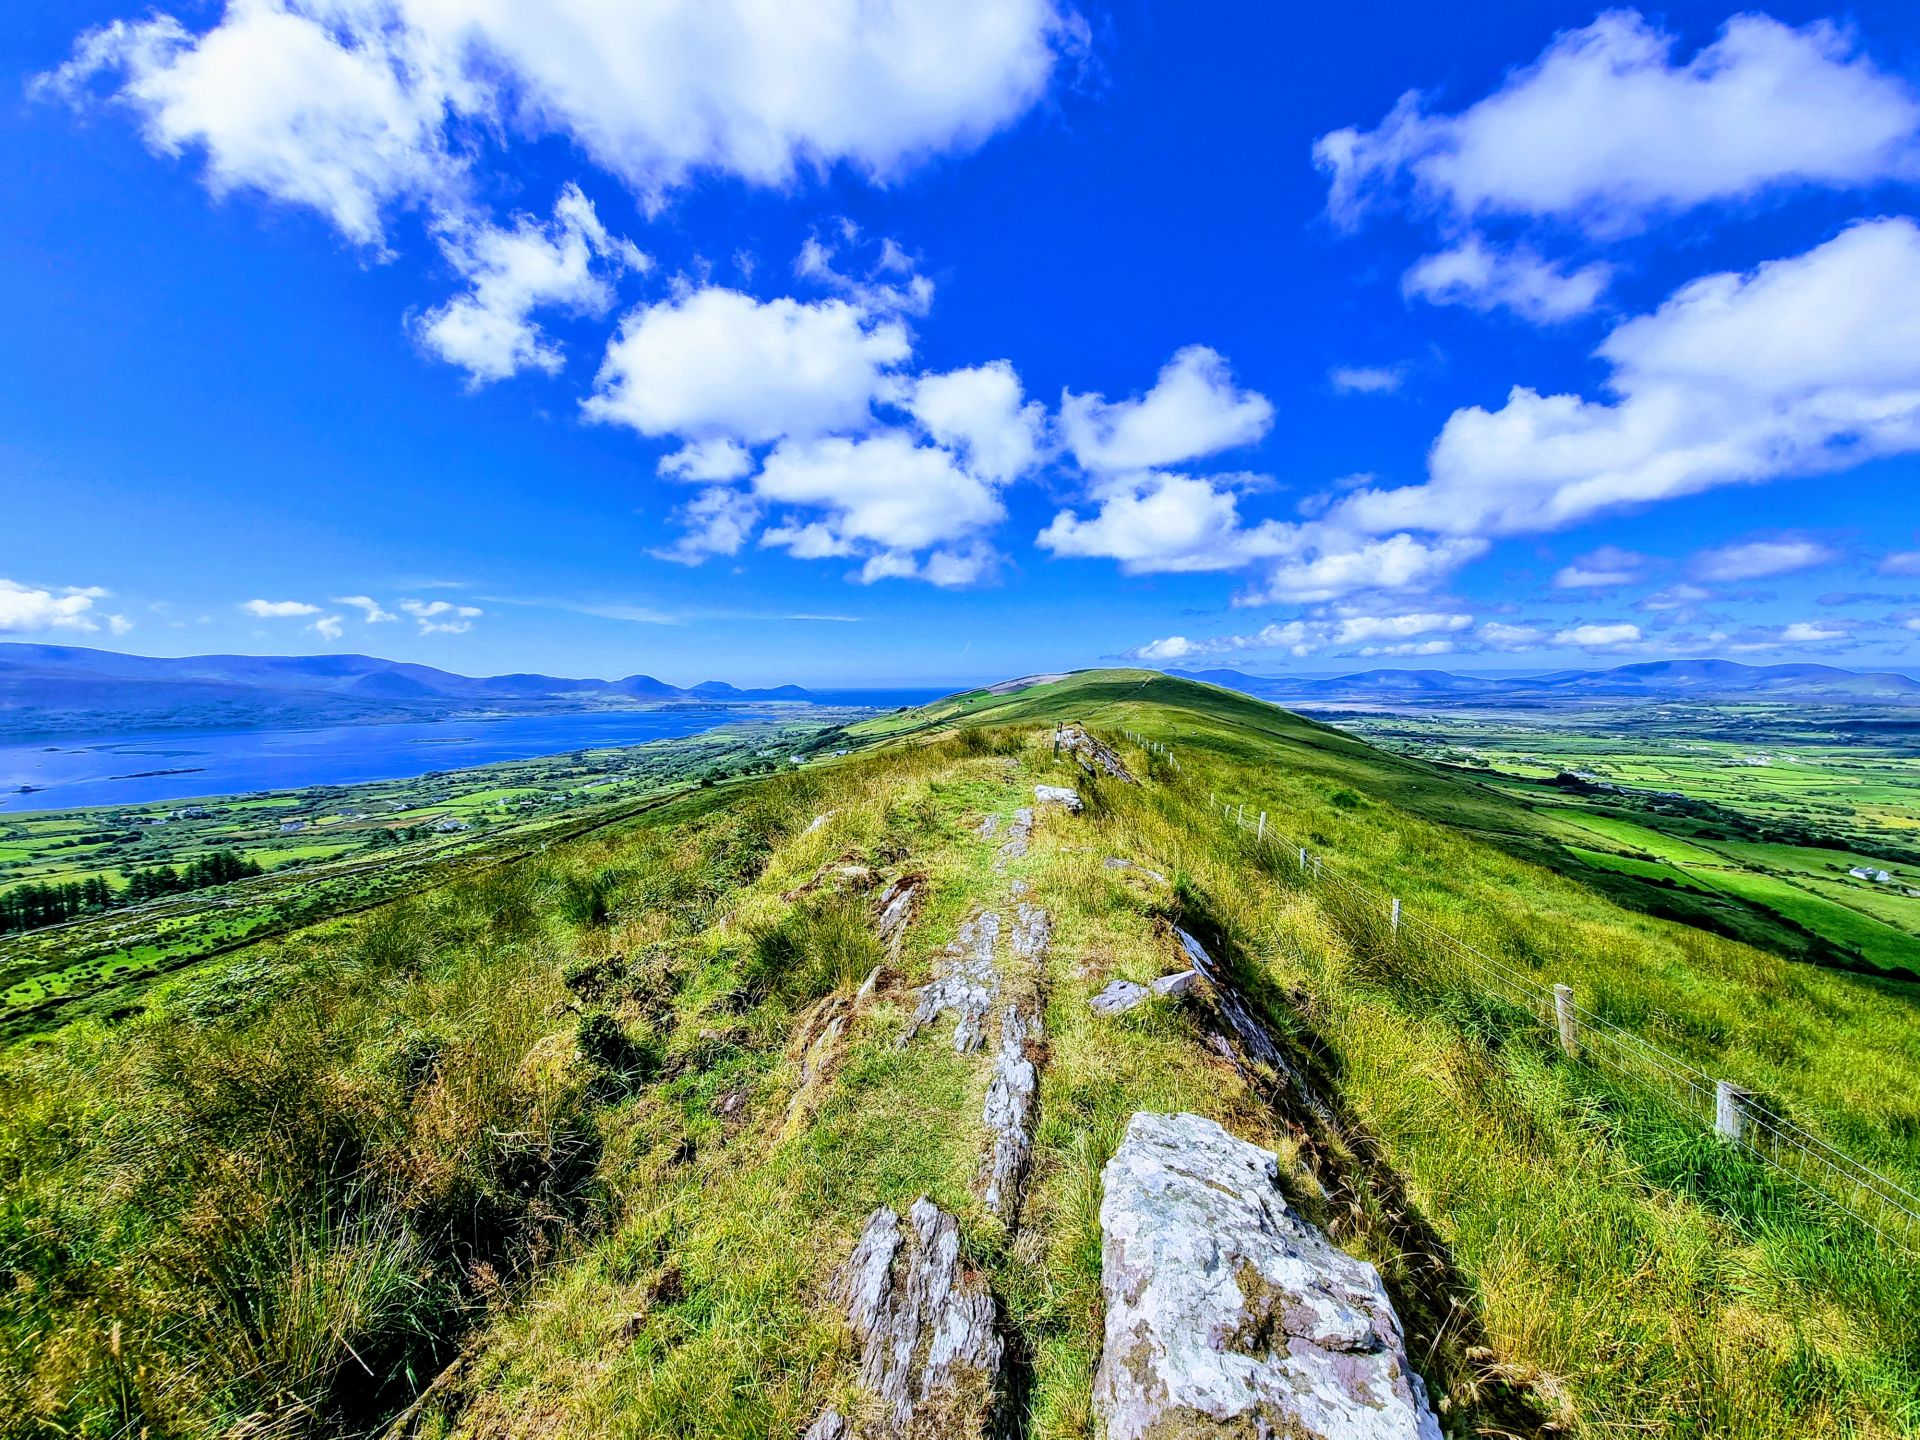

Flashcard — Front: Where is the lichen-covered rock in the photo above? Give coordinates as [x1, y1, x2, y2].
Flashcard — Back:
[874, 874, 922, 952]
[1033, 784, 1083, 812]
[1175, 926, 1293, 1080]
[1089, 979, 1150, 1016]
[981, 904, 1049, 1223]
[899, 911, 999, 1052]
[802, 1408, 848, 1440]
[1093, 1112, 1441, 1440]
[995, 807, 1034, 869]
[1151, 969, 1197, 998]
[1055, 723, 1138, 783]
[821, 1198, 1003, 1437]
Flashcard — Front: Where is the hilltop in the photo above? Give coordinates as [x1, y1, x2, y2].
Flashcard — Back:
[0, 643, 822, 738]
[3, 671, 1915, 1438]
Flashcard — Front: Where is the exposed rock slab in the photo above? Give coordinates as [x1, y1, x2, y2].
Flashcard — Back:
[900, 911, 1000, 1052]
[1054, 723, 1137, 783]
[1094, 1112, 1441, 1440]
[981, 902, 1049, 1224]
[1033, 784, 1083, 812]
[1175, 926, 1294, 1079]
[817, 1198, 1003, 1438]
[994, 807, 1034, 869]
[873, 873, 923, 953]
[1090, 979, 1150, 1016]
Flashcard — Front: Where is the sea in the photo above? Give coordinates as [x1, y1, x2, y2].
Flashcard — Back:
[0, 691, 947, 813]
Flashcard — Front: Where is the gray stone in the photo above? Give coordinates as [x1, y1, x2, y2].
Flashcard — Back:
[976, 813, 1000, 838]
[1093, 1112, 1441, 1440]
[1033, 784, 1082, 812]
[1103, 856, 1169, 884]
[1054, 723, 1138, 783]
[826, 1198, 1003, 1436]
[1089, 979, 1150, 1016]
[1175, 926, 1293, 1078]
[801, 1409, 848, 1440]
[873, 875, 921, 951]
[982, 903, 1049, 1223]
[1151, 969, 1198, 998]
[899, 911, 999, 1052]
[995, 807, 1034, 868]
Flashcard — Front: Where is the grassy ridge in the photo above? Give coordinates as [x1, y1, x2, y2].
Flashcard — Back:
[3, 671, 1917, 1438]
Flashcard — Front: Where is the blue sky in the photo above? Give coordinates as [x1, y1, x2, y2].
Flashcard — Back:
[6, 0, 1920, 686]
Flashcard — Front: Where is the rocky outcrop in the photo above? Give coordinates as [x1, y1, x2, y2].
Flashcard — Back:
[812, 1198, 1003, 1439]
[1054, 723, 1137, 783]
[1093, 1112, 1442, 1440]
[981, 903, 1049, 1223]
[900, 911, 1000, 1052]
[874, 873, 923, 953]
[1175, 926, 1295, 1082]
[995, 807, 1034, 869]
[1033, 784, 1083, 812]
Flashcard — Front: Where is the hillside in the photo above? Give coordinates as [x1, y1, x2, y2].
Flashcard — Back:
[0, 644, 820, 738]
[3, 672, 1917, 1438]
[1172, 659, 1920, 705]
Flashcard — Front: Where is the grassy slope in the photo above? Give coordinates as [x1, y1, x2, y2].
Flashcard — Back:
[4, 671, 1918, 1439]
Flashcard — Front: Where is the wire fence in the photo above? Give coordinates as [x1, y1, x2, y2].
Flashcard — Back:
[1114, 727, 1920, 1250]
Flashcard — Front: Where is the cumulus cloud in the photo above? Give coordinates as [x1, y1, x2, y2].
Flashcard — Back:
[756, 430, 1003, 558]
[1881, 550, 1920, 577]
[1061, 346, 1273, 472]
[1238, 534, 1488, 606]
[0, 580, 123, 635]
[1122, 608, 1471, 662]
[44, 0, 1078, 244]
[1316, 11, 1920, 234]
[1329, 365, 1403, 394]
[1638, 583, 1710, 613]
[311, 614, 344, 641]
[244, 598, 320, 618]
[1037, 472, 1293, 574]
[400, 598, 481, 634]
[658, 439, 755, 484]
[1727, 619, 1852, 650]
[1553, 545, 1644, 588]
[795, 226, 935, 317]
[585, 289, 911, 444]
[1553, 621, 1643, 649]
[1477, 621, 1546, 649]
[416, 185, 645, 384]
[1692, 537, 1836, 582]
[333, 595, 398, 622]
[651, 487, 761, 566]
[856, 541, 1001, 588]
[1334, 220, 1920, 541]
[904, 362, 1046, 484]
[1402, 234, 1611, 322]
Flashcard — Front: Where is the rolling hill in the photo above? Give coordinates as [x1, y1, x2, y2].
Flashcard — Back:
[4, 671, 1914, 1439]
[0, 643, 819, 738]
[1170, 658, 1920, 705]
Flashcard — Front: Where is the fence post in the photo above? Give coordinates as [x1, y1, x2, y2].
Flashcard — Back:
[1389, 897, 1401, 933]
[1298, 846, 1308, 869]
[1552, 983, 1578, 1057]
[1715, 1081, 1749, 1143]
[1257, 811, 1266, 842]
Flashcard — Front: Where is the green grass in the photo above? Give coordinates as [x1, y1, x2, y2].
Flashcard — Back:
[4, 672, 1918, 1439]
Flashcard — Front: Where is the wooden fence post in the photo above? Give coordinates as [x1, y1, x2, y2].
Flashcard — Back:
[1298, 846, 1308, 869]
[1553, 984, 1578, 1057]
[1390, 897, 1401, 933]
[1715, 1081, 1749, 1143]
[1257, 811, 1266, 842]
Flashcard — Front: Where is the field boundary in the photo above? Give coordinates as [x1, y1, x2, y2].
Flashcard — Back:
[1115, 726, 1920, 1250]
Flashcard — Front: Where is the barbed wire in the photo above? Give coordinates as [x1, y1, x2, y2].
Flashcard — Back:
[1113, 727, 1920, 1249]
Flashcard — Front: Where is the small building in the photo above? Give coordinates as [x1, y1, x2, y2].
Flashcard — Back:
[1848, 866, 1892, 884]
[279, 819, 306, 835]
[433, 817, 469, 833]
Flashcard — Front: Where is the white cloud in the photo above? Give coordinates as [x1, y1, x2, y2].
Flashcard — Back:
[756, 430, 1003, 561]
[1639, 583, 1710, 613]
[1122, 607, 1470, 662]
[0, 580, 119, 635]
[585, 289, 910, 443]
[658, 439, 755, 483]
[416, 185, 645, 384]
[652, 486, 761, 566]
[1239, 533, 1488, 605]
[1881, 550, 1920, 577]
[1316, 11, 1920, 234]
[1329, 365, 1403, 394]
[311, 614, 344, 641]
[1477, 621, 1546, 649]
[1036, 472, 1292, 574]
[1728, 619, 1852, 649]
[46, 0, 1077, 243]
[1337, 220, 1920, 541]
[1061, 346, 1272, 472]
[1554, 621, 1643, 649]
[1403, 234, 1610, 322]
[1692, 537, 1836, 582]
[857, 541, 1001, 588]
[1553, 545, 1644, 588]
[244, 598, 320, 618]
[333, 595, 398, 622]
[795, 228, 934, 317]
[905, 362, 1046, 484]
[400, 598, 481, 634]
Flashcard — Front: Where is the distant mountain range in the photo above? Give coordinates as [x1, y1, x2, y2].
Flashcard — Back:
[1167, 659, 1920, 705]
[0, 644, 817, 739]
